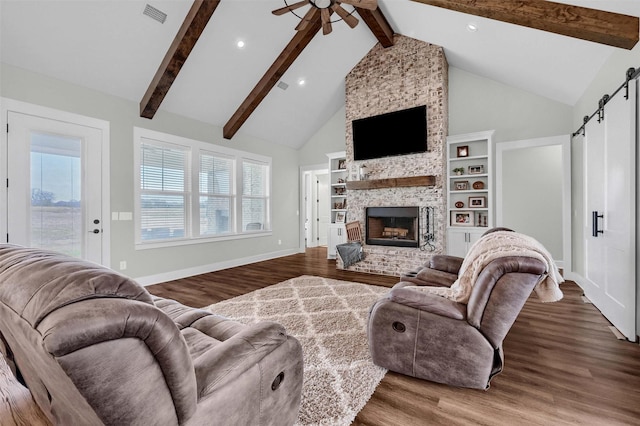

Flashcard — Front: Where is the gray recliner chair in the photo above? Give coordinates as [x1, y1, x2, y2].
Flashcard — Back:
[0, 244, 303, 425]
[368, 255, 547, 389]
[399, 227, 514, 287]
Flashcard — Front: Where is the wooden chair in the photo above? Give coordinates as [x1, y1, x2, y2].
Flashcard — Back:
[345, 221, 362, 243]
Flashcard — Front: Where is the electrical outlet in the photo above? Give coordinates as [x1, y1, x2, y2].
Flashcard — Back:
[119, 261, 127, 270]
[278, 239, 282, 245]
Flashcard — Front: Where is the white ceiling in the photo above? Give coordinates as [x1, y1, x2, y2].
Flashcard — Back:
[1, 0, 639, 149]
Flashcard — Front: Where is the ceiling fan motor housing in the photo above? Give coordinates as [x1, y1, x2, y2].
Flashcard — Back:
[310, 0, 334, 9]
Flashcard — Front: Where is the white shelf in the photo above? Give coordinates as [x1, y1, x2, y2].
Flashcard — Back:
[446, 131, 495, 256]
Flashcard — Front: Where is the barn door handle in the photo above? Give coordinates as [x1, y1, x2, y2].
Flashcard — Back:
[592, 211, 604, 237]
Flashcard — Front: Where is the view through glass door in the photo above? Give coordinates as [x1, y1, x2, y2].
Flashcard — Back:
[7, 111, 103, 264]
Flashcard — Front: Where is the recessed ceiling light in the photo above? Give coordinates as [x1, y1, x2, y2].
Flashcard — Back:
[236, 40, 245, 49]
[298, 79, 306, 86]
[466, 23, 478, 32]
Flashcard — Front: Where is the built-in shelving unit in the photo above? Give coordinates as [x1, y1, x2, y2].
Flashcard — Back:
[327, 151, 347, 259]
[446, 131, 494, 257]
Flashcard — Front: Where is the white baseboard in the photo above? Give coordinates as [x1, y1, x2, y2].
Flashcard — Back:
[134, 248, 299, 286]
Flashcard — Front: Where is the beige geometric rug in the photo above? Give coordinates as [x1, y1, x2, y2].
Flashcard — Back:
[206, 275, 390, 426]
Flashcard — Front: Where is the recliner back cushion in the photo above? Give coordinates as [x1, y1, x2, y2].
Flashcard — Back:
[0, 245, 153, 327]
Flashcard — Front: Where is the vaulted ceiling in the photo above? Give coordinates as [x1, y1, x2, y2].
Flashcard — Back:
[1, 1, 639, 149]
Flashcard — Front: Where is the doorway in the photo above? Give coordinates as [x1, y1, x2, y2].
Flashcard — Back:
[496, 135, 571, 271]
[299, 164, 329, 251]
[2, 99, 110, 265]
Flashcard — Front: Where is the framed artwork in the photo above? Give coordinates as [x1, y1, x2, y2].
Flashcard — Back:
[454, 180, 469, 191]
[451, 211, 474, 226]
[456, 145, 469, 158]
[468, 165, 484, 174]
[337, 159, 346, 169]
[468, 196, 486, 208]
[335, 212, 346, 223]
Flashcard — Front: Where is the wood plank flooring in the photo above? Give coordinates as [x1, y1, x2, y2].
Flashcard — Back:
[147, 247, 640, 426]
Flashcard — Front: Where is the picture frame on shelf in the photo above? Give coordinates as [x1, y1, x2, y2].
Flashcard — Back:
[456, 145, 469, 157]
[451, 211, 474, 226]
[337, 159, 346, 169]
[335, 212, 346, 223]
[468, 196, 486, 208]
[454, 180, 469, 191]
[468, 165, 484, 174]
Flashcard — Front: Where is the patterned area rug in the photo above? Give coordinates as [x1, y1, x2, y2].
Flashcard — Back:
[206, 275, 390, 426]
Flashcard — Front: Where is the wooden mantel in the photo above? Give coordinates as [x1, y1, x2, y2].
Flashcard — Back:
[345, 175, 435, 190]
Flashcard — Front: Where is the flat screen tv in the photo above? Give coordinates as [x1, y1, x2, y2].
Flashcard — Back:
[352, 105, 427, 161]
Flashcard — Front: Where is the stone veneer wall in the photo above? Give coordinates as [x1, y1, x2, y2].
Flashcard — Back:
[339, 35, 448, 276]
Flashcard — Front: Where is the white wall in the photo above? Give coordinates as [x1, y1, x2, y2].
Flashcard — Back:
[0, 63, 301, 282]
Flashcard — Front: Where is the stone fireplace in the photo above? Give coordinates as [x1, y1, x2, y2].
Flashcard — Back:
[338, 35, 448, 276]
[366, 207, 419, 248]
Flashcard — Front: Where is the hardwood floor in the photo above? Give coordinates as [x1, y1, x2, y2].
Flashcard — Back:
[147, 247, 640, 426]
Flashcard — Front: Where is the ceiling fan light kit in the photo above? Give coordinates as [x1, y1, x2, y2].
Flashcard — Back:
[273, 0, 377, 34]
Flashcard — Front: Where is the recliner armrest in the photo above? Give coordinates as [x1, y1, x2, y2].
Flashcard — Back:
[429, 255, 464, 274]
[189, 321, 289, 397]
[388, 287, 466, 320]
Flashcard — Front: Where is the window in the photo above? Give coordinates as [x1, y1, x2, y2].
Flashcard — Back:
[139, 141, 190, 242]
[199, 152, 233, 236]
[134, 128, 271, 248]
[242, 160, 269, 232]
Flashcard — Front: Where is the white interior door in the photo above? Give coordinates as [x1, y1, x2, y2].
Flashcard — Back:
[582, 80, 637, 341]
[7, 111, 104, 264]
[316, 172, 329, 246]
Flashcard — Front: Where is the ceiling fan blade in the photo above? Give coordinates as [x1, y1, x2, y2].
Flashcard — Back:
[272, 0, 309, 16]
[338, 0, 377, 11]
[410, 0, 639, 50]
[296, 6, 320, 31]
[321, 8, 332, 35]
[332, 4, 358, 28]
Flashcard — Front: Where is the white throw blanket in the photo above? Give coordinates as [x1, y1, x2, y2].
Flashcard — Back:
[416, 231, 564, 304]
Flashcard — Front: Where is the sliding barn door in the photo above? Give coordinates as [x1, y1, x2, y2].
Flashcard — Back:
[582, 79, 637, 341]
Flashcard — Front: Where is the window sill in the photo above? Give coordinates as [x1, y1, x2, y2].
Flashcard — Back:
[135, 230, 273, 250]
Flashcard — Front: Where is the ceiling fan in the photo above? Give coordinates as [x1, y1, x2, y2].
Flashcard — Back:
[272, 0, 378, 35]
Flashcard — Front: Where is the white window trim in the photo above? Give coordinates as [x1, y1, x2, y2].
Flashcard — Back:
[133, 127, 272, 250]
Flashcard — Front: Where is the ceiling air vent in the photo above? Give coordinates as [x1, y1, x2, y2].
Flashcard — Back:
[143, 4, 167, 24]
[277, 81, 289, 91]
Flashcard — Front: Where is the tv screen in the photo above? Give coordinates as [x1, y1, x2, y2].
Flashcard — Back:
[352, 105, 427, 161]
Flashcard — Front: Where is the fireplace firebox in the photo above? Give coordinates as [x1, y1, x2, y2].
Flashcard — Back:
[366, 207, 419, 248]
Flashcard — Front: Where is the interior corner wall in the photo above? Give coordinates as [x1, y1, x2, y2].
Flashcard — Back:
[448, 67, 574, 143]
[0, 63, 300, 282]
[297, 106, 346, 166]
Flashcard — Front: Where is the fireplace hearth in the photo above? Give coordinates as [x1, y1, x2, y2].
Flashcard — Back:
[366, 206, 419, 248]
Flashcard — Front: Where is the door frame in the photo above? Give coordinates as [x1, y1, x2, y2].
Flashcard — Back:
[496, 135, 572, 272]
[1, 98, 111, 266]
[299, 163, 328, 252]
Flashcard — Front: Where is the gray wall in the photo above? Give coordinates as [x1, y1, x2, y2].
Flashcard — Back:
[1, 63, 300, 281]
[299, 66, 574, 167]
[500, 144, 564, 259]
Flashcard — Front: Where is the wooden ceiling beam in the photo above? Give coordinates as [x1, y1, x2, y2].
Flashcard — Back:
[223, 9, 322, 140]
[358, 7, 395, 48]
[411, 0, 639, 50]
[140, 0, 221, 119]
